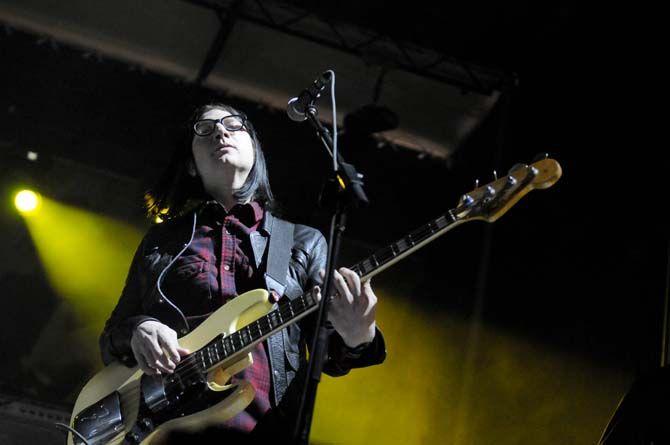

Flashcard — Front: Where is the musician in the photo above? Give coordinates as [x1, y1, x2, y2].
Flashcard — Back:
[99, 103, 386, 440]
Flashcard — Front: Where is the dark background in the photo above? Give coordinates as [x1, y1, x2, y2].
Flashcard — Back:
[0, 1, 665, 442]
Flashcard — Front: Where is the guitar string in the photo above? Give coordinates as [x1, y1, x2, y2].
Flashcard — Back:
[119, 300, 302, 402]
[160, 295, 314, 395]
[127, 219, 446, 399]
[120, 296, 314, 403]
[120, 213, 455, 406]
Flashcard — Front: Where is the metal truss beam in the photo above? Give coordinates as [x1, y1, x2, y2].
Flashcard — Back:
[183, 0, 517, 95]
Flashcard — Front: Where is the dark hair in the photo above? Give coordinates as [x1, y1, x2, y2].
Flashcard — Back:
[145, 103, 274, 219]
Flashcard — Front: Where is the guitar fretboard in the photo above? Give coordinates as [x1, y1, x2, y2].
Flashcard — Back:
[177, 207, 464, 375]
[350, 210, 458, 280]
[181, 291, 318, 373]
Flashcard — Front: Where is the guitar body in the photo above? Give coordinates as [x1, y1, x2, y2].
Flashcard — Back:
[68, 289, 274, 445]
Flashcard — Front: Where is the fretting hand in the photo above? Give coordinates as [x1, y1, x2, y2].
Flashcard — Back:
[316, 268, 377, 348]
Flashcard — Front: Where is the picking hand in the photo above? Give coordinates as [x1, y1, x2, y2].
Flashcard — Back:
[130, 320, 190, 375]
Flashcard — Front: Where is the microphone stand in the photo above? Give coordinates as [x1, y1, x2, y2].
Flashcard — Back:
[292, 105, 369, 445]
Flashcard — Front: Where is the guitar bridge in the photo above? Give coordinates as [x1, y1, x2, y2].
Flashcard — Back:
[72, 391, 124, 445]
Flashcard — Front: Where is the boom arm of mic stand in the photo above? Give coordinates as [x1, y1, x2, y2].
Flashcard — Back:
[304, 106, 369, 207]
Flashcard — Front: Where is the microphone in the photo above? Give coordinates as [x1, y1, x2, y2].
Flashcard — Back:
[286, 71, 333, 122]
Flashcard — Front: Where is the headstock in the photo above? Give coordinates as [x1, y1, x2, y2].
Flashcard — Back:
[454, 157, 562, 222]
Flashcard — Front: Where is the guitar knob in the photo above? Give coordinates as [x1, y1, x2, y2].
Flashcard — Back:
[507, 176, 517, 185]
[461, 194, 474, 206]
[485, 186, 496, 196]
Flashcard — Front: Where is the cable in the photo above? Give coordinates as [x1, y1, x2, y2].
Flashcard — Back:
[54, 422, 91, 445]
[156, 211, 198, 333]
[327, 69, 337, 172]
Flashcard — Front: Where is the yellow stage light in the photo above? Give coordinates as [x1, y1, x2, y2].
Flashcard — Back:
[15, 190, 41, 213]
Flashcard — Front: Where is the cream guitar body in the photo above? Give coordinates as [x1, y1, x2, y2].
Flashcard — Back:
[68, 289, 278, 445]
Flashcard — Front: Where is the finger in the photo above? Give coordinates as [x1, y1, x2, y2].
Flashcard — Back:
[141, 339, 172, 373]
[142, 334, 165, 365]
[311, 285, 322, 302]
[333, 270, 354, 304]
[137, 352, 158, 376]
[177, 347, 191, 357]
[149, 355, 171, 374]
[361, 279, 377, 313]
[339, 267, 361, 298]
[157, 333, 180, 365]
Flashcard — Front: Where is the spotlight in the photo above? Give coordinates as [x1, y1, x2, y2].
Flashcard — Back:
[15, 190, 41, 213]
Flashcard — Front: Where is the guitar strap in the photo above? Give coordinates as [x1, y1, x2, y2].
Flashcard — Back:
[263, 216, 296, 406]
[263, 216, 294, 299]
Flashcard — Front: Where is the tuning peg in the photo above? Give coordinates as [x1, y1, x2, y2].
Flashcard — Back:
[460, 194, 474, 206]
[493, 170, 498, 180]
[508, 163, 528, 174]
[532, 153, 549, 162]
[474, 179, 479, 188]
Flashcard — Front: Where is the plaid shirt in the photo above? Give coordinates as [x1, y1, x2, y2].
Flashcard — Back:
[164, 199, 270, 433]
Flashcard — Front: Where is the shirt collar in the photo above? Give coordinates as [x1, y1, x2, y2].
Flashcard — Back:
[198, 199, 265, 229]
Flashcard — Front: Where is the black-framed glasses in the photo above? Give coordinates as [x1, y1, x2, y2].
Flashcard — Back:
[193, 114, 247, 136]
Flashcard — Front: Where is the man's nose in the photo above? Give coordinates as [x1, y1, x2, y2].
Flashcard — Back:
[214, 123, 231, 138]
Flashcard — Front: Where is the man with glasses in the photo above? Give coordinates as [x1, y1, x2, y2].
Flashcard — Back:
[99, 103, 386, 442]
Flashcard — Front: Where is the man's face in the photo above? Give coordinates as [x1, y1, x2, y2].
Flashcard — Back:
[191, 108, 255, 184]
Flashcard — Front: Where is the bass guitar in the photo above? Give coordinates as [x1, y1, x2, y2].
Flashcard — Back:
[67, 157, 562, 445]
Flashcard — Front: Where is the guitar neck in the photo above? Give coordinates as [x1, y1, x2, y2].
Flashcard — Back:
[350, 207, 467, 281]
[187, 206, 467, 372]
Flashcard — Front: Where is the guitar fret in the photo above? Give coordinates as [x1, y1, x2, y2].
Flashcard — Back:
[447, 209, 456, 222]
[213, 342, 220, 362]
[173, 187, 519, 396]
[412, 227, 428, 240]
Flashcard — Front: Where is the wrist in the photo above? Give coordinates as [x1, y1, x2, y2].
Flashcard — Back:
[341, 323, 376, 349]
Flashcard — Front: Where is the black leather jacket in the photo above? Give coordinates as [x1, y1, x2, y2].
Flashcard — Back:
[99, 210, 386, 407]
